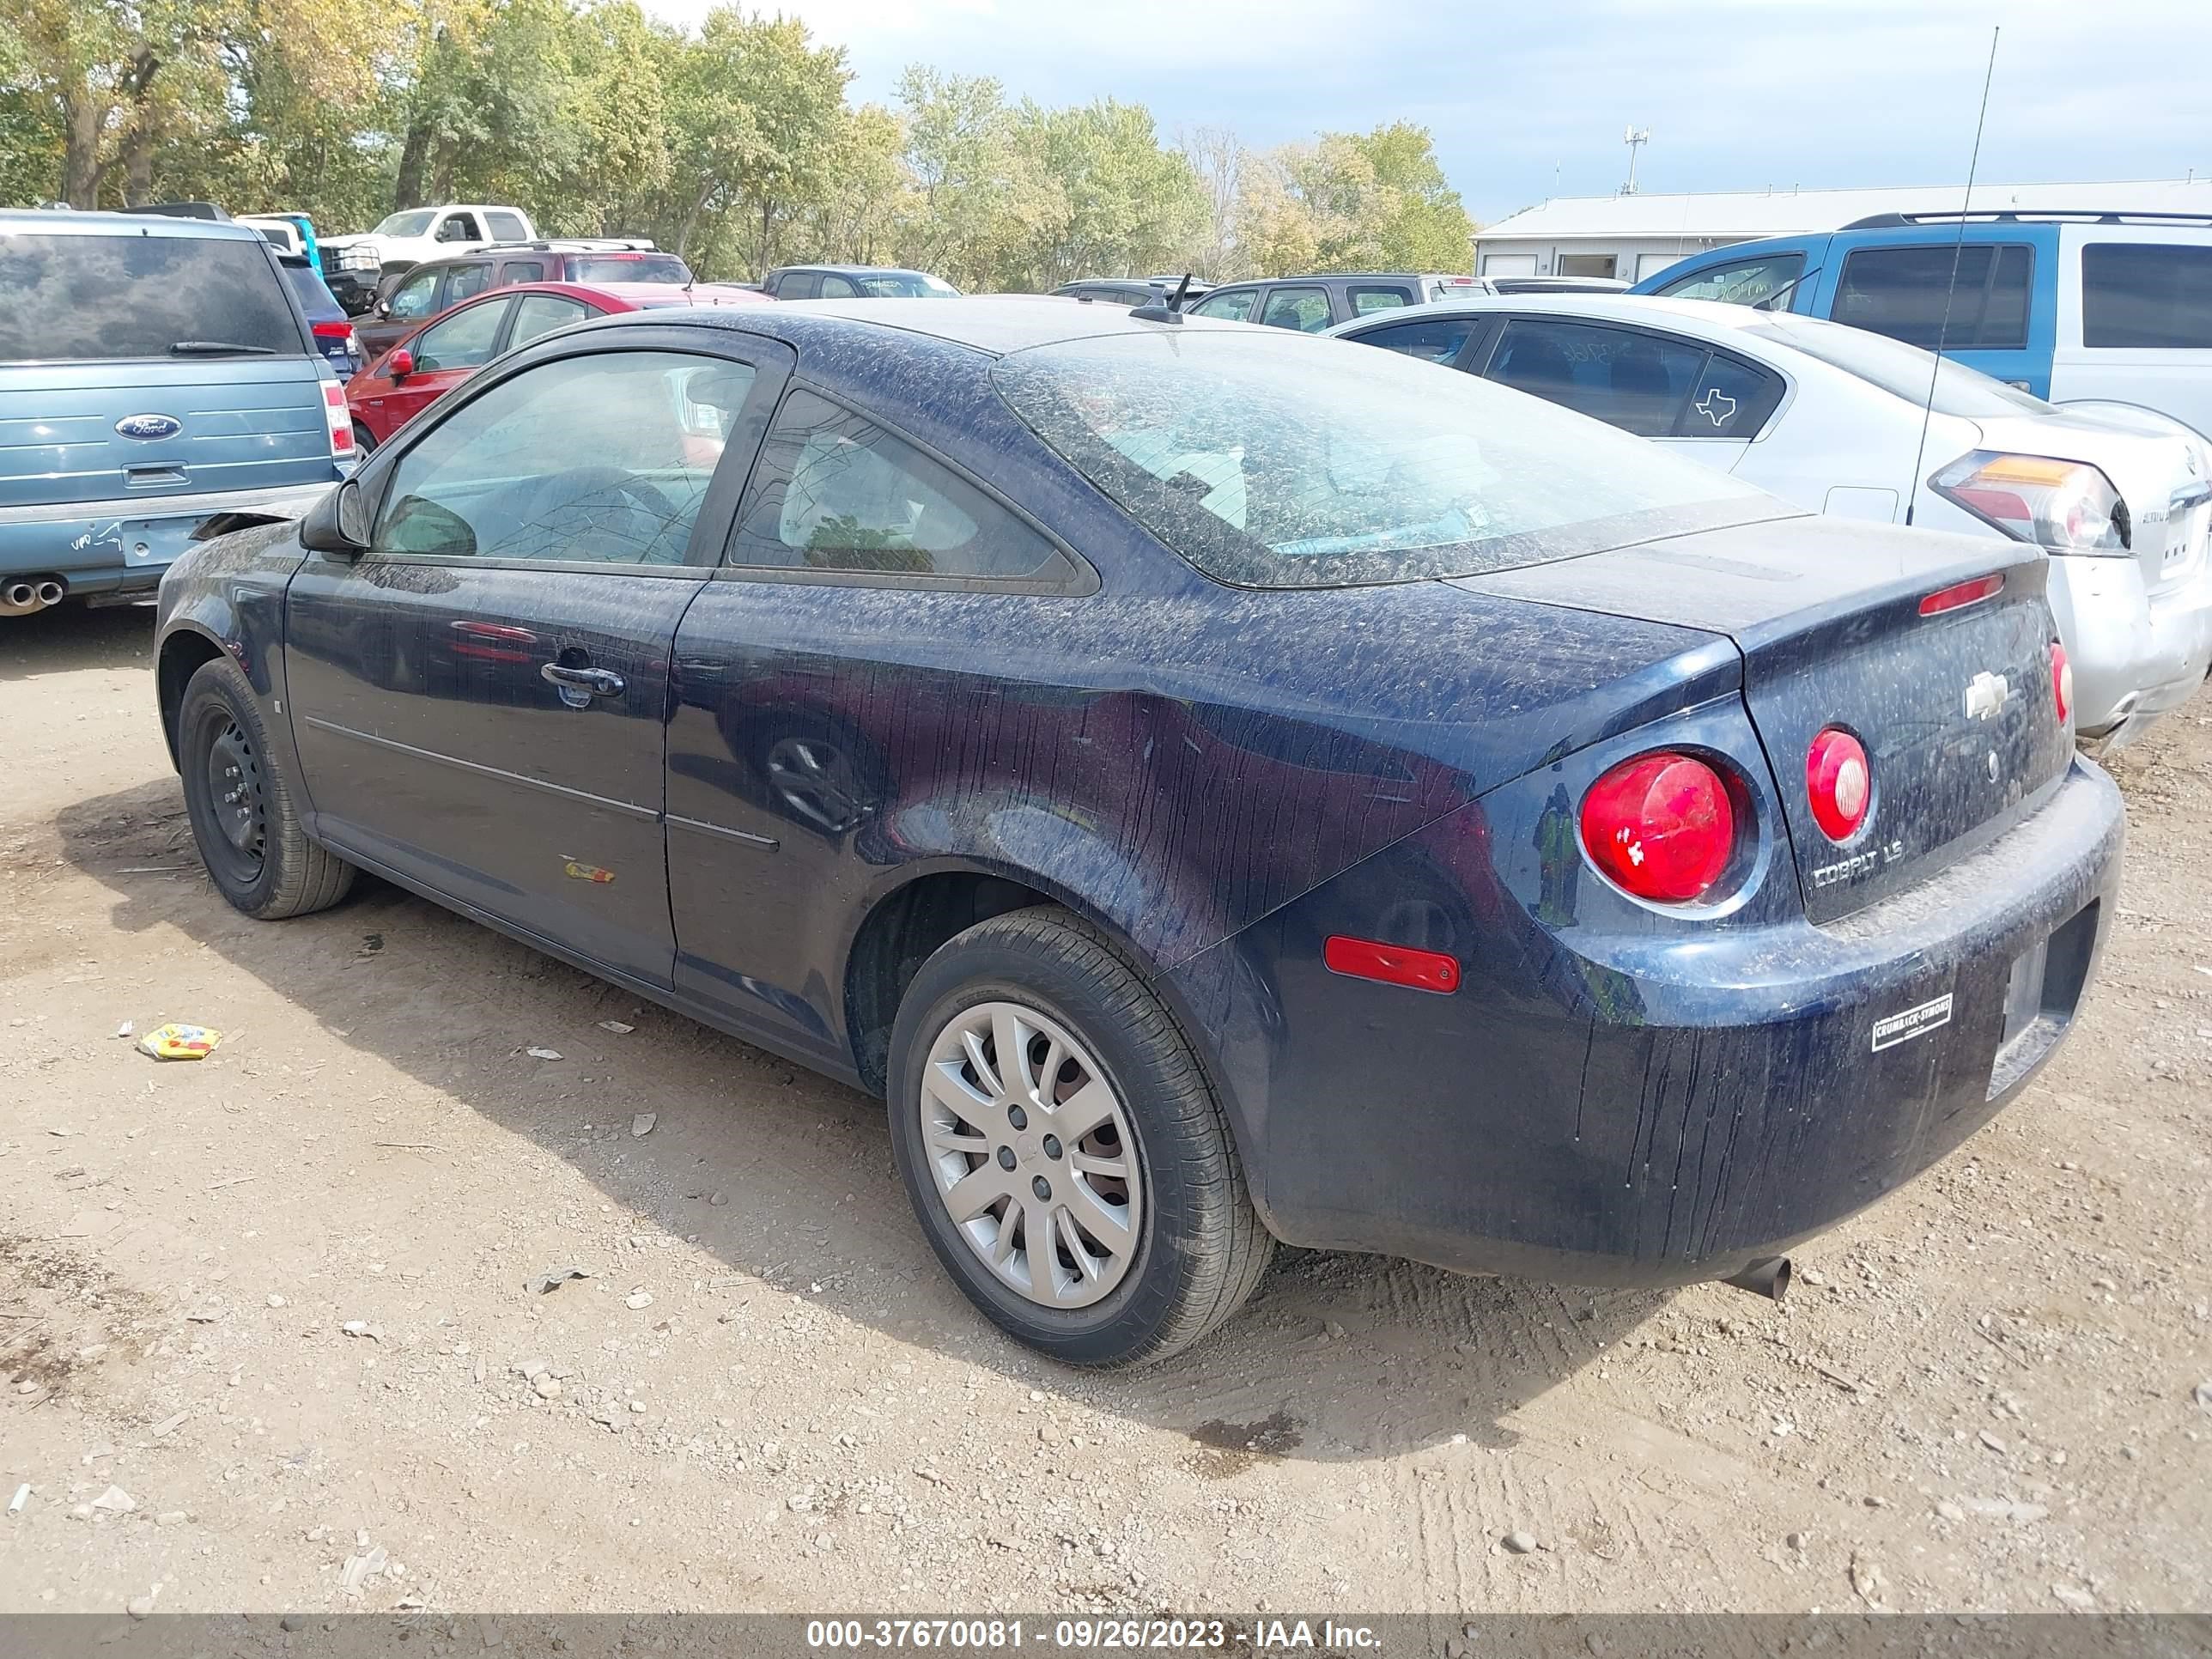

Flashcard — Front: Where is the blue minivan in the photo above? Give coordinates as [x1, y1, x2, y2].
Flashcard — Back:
[1631, 210, 2212, 439]
[1, 210, 356, 617]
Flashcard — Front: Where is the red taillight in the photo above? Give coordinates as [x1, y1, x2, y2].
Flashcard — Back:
[312, 319, 353, 338]
[1323, 935, 1461, 994]
[323, 380, 353, 456]
[1918, 572, 2006, 616]
[1579, 752, 1735, 903]
[1806, 727, 1870, 842]
[2051, 640, 2072, 725]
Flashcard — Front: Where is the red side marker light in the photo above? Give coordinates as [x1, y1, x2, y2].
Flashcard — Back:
[2051, 640, 2072, 724]
[1918, 572, 2005, 617]
[1324, 935, 1461, 994]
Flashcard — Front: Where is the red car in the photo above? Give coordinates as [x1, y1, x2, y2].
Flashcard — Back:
[346, 279, 772, 450]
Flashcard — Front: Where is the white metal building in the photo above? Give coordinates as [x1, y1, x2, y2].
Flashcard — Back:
[1474, 177, 2212, 284]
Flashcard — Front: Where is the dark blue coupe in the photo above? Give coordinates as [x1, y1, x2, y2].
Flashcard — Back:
[155, 296, 2122, 1365]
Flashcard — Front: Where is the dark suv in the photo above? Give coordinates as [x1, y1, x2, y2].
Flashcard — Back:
[763, 265, 960, 300]
[356, 242, 690, 358]
[1187, 273, 1492, 331]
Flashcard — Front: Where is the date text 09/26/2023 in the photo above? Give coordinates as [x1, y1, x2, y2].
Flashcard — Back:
[805, 1620, 1383, 1651]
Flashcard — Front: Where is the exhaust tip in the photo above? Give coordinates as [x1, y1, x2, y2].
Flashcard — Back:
[33, 579, 64, 605]
[1721, 1256, 1791, 1302]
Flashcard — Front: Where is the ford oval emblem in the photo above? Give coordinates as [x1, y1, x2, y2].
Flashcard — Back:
[115, 413, 182, 441]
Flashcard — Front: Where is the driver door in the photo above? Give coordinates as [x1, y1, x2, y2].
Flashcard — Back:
[285, 332, 792, 986]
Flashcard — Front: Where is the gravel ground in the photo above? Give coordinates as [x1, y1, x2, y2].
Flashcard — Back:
[1, 604, 2207, 1620]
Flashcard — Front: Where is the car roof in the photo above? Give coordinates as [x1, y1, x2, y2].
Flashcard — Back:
[1205, 272, 1456, 288]
[715, 294, 1254, 355]
[777, 264, 937, 278]
[0, 208, 268, 243]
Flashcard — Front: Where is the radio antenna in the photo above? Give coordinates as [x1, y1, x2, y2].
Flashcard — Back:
[1905, 26, 2000, 526]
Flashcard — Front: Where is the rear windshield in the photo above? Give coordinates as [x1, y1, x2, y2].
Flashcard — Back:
[569, 254, 692, 285]
[992, 330, 1783, 588]
[860, 272, 958, 297]
[1743, 314, 2048, 417]
[0, 232, 307, 364]
[280, 263, 341, 321]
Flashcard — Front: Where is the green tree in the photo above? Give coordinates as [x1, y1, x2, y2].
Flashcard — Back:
[1016, 98, 1205, 289]
[1239, 122, 1473, 276]
[892, 65, 1060, 290]
[659, 8, 847, 271]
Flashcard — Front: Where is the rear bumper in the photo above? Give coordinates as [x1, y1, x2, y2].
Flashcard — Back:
[2046, 554, 2212, 738]
[0, 477, 341, 595]
[1167, 757, 2124, 1289]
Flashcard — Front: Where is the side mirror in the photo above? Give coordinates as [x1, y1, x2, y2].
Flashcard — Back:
[375, 301, 392, 319]
[387, 348, 414, 380]
[300, 478, 371, 556]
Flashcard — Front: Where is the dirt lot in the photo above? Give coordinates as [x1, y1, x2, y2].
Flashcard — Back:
[1, 602, 2207, 1620]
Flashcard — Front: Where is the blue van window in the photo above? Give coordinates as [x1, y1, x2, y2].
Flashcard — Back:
[1833, 243, 2032, 350]
[2081, 244, 2212, 349]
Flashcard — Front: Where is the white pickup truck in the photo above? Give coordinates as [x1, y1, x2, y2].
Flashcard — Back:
[320, 204, 538, 313]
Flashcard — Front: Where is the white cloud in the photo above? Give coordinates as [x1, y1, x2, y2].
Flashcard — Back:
[640, 0, 2211, 220]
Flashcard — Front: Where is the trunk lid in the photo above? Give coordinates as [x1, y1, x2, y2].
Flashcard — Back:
[0, 357, 333, 510]
[1451, 515, 2073, 922]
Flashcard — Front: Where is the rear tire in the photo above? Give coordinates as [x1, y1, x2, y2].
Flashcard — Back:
[886, 907, 1272, 1366]
[178, 657, 354, 920]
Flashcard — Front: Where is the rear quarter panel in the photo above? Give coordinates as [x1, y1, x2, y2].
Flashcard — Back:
[154, 523, 310, 781]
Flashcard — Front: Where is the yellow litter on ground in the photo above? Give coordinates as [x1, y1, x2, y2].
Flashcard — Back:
[138, 1024, 221, 1061]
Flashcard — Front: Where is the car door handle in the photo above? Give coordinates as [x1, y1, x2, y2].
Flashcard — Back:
[540, 664, 625, 698]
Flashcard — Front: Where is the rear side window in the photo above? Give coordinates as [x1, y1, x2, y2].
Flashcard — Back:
[0, 232, 305, 363]
[818, 274, 862, 299]
[1347, 284, 1415, 315]
[727, 388, 1075, 583]
[507, 294, 589, 348]
[499, 259, 547, 284]
[447, 264, 493, 304]
[2081, 243, 2212, 349]
[1654, 252, 1805, 307]
[1485, 319, 1707, 437]
[485, 211, 530, 241]
[1833, 243, 2033, 349]
[1349, 316, 1477, 364]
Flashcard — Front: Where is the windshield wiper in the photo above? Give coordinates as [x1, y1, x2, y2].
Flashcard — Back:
[168, 340, 278, 356]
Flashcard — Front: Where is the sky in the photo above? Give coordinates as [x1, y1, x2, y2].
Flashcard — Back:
[639, 0, 2209, 224]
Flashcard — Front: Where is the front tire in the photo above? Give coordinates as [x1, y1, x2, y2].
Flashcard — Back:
[178, 657, 354, 919]
[352, 420, 378, 455]
[887, 908, 1272, 1365]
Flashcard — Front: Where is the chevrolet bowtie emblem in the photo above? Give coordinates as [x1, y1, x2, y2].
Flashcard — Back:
[1964, 671, 2009, 720]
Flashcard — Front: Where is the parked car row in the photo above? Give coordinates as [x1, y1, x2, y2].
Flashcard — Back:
[346, 277, 771, 450]
[1329, 289, 2212, 750]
